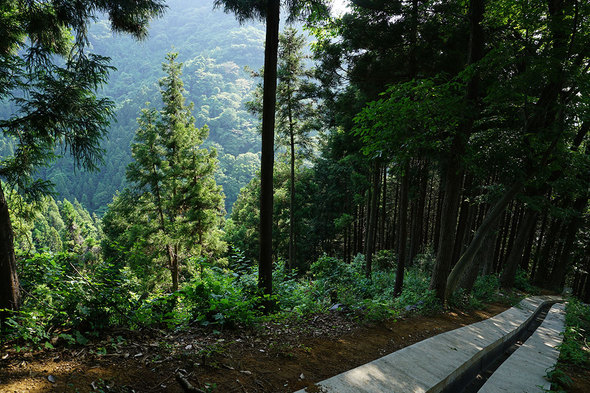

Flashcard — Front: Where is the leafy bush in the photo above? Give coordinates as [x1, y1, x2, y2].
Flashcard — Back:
[5, 252, 141, 346]
[391, 268, 441, 313]
[513, 268, 539, 294]
[560, 297, 590, 366]
[373, 249, 396, 271]
[182, 266, 262, 328]
[472, 274, 500, 302]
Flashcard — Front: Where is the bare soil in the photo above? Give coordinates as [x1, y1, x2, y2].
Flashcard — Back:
[0, 303, 549, 393]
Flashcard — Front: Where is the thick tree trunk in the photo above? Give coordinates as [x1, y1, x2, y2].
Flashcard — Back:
[259, 0, 280, 304]
[430, 0, 485, 301]
[500, 209, 538, 288]
[0, 183, 20, 324]
[429, 161, 462, 300]
[394, 162, 410, 296]
[445, 182, 523, 301]
[460, 217, 499, 293]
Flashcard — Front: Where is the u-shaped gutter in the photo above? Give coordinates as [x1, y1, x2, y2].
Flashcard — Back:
[294, 295, 564, 393]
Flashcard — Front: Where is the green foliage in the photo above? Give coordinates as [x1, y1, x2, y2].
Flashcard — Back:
[103, 53, 226, 291]
[25, 0, 266, 214]
[4, 252, 140, 346]
[7, 191, 102, 256]
[373, 249, 396, 271]
[559, 298, 590, 367]
[513, 268, 539, 294]
[472, 274, 501, 303]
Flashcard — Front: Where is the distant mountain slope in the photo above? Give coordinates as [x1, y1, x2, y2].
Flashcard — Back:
[35, 0, 266, 214]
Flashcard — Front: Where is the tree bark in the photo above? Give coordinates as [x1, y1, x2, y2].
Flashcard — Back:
[410, 161, 428, 262]
[0, 183, 20, 324]
[394, 162, 410, 296]
[430, 0, 485, 301]
[548, 196, 588, 291]
[259, 0, 280, 305]
[451, 173, 471, 265]
[430, 160, 462, 300]
[380, 166, 387, 250]
[533, 217, 561, 287]
[445, 182, 523, 301]
[531, 208, 549, 278]
[459, 217, 499, 293]
[500, 208, 538, 288]
[365, 162, 381, 278]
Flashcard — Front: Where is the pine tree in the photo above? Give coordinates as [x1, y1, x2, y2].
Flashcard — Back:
[0, 0, 165, 319]
[277, 28, 316, 272]
[123, 53, 225, 291]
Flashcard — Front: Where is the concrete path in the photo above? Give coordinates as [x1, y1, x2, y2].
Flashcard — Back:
[478, 303, 565, 393]
[294, 296, 564, 393]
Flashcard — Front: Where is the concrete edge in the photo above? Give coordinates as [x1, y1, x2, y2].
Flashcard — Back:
[431, 295, 562, 393]
[477, 302, 566, 393]
[294, 295, 563, 393]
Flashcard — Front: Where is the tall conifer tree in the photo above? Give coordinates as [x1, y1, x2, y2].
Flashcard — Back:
[124, 53, 225, 291]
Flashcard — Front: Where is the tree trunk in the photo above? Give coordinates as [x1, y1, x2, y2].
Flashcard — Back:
[410, 161, 428, 262]
[520, 213, 537, 272]
[0, 183, 20, 324]
[365, 163, 381, 278]
[259, 0, 280, 305]
[445, 182, 523, 301]
[451, 173, 471, 265]
[430, 161, 462, 300]
[424, 170, 434, 250]
[380, 166, 387, 250]
[492, 209, 509, 273]
[459, 218, 499, 293]
[533, 217, 561, 287]
[394, 162, 410, 296]
[548, 196, 588, 291]
[500, 203, 522, 272]
[531, 208, 548, 278]
[500, 208, 538, 288]
[288, 105, 296, 272]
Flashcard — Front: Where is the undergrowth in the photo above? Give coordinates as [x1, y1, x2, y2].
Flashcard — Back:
[548, 297, 590, 392]
[1, 249, 520, 349]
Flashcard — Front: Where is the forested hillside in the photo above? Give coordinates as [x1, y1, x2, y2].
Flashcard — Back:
[0, 0, 265, 214]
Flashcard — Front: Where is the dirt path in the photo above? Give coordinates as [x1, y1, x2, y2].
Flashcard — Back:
[1, 304, 510, 393]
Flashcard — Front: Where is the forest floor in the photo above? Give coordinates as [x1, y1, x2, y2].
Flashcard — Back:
[1, 301, 587, 393]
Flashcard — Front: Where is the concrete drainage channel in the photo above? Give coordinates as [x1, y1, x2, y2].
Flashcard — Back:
[442, 302, 555, 393]
[295, 296, 565, 393]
